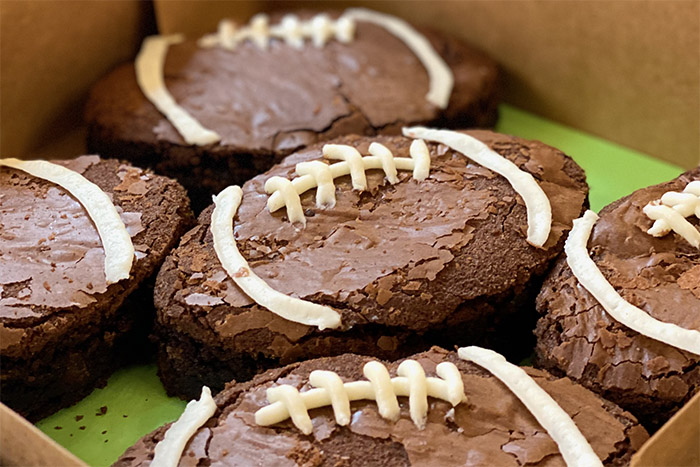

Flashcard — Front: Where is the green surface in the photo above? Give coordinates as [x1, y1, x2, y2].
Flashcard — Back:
[35, 104, 683, 466]
[495, 105, 683, 211]
[36, 364, 186, 466]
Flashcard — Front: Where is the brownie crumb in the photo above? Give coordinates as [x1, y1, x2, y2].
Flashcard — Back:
[54, 426, 62, 430]
[96, 405, 107, 416]
[102, 430, 107, 435]
[75, 415, 84, 422]
[122, 414, 128, 418]
[79, 426, 86, 430]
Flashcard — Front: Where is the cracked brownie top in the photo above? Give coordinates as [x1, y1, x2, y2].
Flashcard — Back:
[0, 156, 193, 358]
[84, 10, 500, 210]
[535, 167, 700, 429]
[152, 131, 588, 400]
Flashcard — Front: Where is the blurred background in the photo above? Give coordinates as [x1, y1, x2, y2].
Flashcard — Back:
[1, 0, 698, 167]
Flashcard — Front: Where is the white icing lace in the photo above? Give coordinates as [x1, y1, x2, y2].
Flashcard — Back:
[566, 210, 700, 355]
[266, 141, 431, 225]
[151, 386, 216, 467]
[211, 186, 341, 330]
[0, 158, 135, 284]
[643, 180, 700, 248]
[403, 127, 552, 248]
[198, 13, 356, 50]
[135, 35, 221, 146]
[458, 346, 603, 467]
[255, 360, 466, 434]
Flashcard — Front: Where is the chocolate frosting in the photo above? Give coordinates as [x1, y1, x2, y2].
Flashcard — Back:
[156, 131, 587, 368]
[535, 167, 700, 425]
[114, 348, 648, 466]
[0, 157, 191, 357]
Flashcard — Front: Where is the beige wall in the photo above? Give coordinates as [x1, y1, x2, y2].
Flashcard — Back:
[0, 0, 153, 157]
[1, 1, 698, 168]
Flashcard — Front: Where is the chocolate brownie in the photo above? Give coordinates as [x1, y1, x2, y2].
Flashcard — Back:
[114, 347, 648, 466]
[152, 130, 588, 400]
[84, 10, 500, 210]
[535, 167, 700, 430]
[0, 156, 194, 421]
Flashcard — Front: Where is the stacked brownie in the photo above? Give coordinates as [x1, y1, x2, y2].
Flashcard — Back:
[114, 348, 649, 466]
[153, 130, 589, 399]
[536, 167, 700, 429]
[0, 156, 193, 421]
[84, 10, 500, 210]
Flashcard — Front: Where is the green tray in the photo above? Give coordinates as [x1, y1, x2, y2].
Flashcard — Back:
[35, 104, 684, 466]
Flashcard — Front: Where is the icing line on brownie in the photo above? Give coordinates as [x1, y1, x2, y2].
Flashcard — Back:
[151, 386, 216, 467]
[255, 359, 466, 434]
[266, 140, 430, 225]
[136, 11, 452, 149]
[0, 158, 135, 284]
[135, 34, 221, 146]
[199, 9, 452, 109]
[198, 13, 355, 50]
[566, 210, 700, 355]
[458, 346, 603, 467]
[403, 127, 552, 248]
[643, 180, 700, 248]
[341, 8, 454, 108]
[211, 185, 341, 329]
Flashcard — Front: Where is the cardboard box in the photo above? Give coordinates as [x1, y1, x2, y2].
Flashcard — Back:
[1, 1, 698, 465]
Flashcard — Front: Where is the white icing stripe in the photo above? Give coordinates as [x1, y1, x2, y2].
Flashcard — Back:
[644, 180, 700, 248]
[403, 127, 552, 247]
[363, 361, 400, 421]
[295, 161, 336, 208]
[458, 346, 603, 467]
[368, 142, 399, 184]
[309, 371, 352, 426]
[198, 13, 356, 51]
[342, 8, 454, 109]
[0, 158, 134, 284]
[409, 139, 431, 181]
[135, 35, 221, 146]
[264, 176, 306, 226]
[151, 386, 217, 467]
[266, 142, 431, 220]
[255, 360, 466, 435]
[324, 144, 368, 190]
[566, 210, 700, 355]
[211, 186, 341, 330]
[397, 360, 429, 429]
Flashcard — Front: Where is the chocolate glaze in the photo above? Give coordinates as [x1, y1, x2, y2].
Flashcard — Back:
[153, 131, 588, 399]
[114, 348, 648, 466]
[535, 167, 700, 430]
[84, 14, 500, 210]
[0, 156, 194, 420]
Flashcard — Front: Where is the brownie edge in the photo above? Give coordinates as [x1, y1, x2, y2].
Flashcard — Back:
[114, 348, 649, 466]
[0, 157, 194, 421]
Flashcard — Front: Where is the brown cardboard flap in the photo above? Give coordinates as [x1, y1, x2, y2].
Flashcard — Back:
[0, 0, 155, 158]
[154, 0, 700, 169]
[0, 403, 86, 466]
[631, 391, 700, 467]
